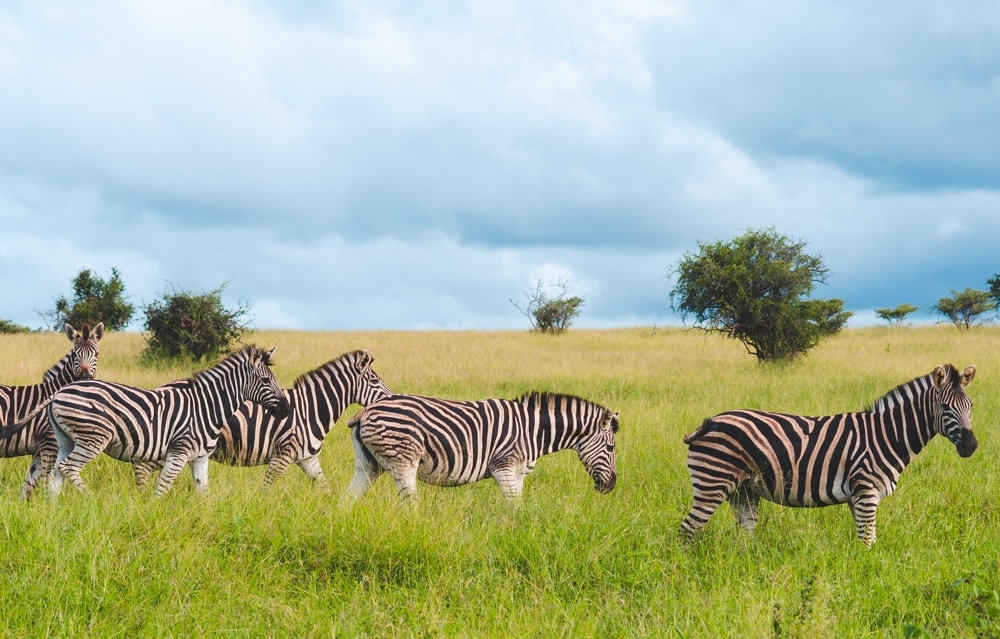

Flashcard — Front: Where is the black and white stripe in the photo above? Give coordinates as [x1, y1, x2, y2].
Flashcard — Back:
[0, 323, 103, 499]
[132, 349, 392, 489]
[41, 344, 290, 496]
[346, 391, 619, 500]
[679, 363, 977, 547]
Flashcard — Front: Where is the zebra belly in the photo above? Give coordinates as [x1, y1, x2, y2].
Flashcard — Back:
[745, 465, 853, 507]
[416, 458, 487, 487]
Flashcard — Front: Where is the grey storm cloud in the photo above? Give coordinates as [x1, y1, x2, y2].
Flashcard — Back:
[1, 1, 998, 331]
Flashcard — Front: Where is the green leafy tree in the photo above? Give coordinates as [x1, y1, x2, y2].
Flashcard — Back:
[932, 288, 994, 330]
[669, 227, 852, 362]
[0, 319, 31, 334]
[45, 267, 134, 331]
[874, 304, 919, 327]
[141, 284, 252, 361]
[987, 274, 1000, 311]
[510, 279, 585, 334]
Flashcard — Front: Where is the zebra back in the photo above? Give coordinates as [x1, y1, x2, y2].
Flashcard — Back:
[214, 349, 391, 466]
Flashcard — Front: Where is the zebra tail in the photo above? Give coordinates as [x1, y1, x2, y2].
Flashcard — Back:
[347, 411, 364, 429]
[0, 395, 55, 439]
[682, 418, 716, 445]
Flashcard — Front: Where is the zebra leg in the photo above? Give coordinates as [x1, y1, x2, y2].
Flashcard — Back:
[189, 454, 210, 492]
[295, 454, 329, 490]
[345, 428, 384, 501]
[132, 461, 161, 490]
[489, 461, 531, 500]
[389, 463, 419, 501]
[263, 449, 297, 487]
[849, 489, 881, 548]
[21, 435, 57, 501]
[726, 482, 761, 532]
[154, 448, 191, 497]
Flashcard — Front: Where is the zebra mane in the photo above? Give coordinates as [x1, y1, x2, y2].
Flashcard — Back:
[42, 352, 73, 384]
[292, 349, 369, 389]
[517, 391, 619, 432]
[189, 345, 269, 383]
[866, 367, 946, 413]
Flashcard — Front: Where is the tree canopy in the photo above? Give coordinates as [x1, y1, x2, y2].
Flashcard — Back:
[933, 288, 994, 330]
[670, 227, 852, 362]
[46, 267, 134, 331]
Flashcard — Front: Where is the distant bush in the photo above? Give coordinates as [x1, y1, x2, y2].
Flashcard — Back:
[0, 319, 31, 334]
[141, 284, 252, 362]
[510, 279, 585, 335]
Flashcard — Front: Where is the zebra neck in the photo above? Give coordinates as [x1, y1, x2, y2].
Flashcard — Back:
[872, 395, 936, 469]
[288, 378, 350, 435]
[190, 377, 245, 437]
[528, 409, 584, 456]
[42, 354, 77, 389]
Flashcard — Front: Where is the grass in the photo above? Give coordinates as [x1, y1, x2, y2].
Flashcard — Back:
[0, 325, 998, 637]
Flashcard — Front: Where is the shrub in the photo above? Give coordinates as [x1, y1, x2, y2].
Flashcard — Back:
[0, 319, 31, 334]
[510, 279, 585, 334]
[141, 284, 252, 361]
[45, 267, 135, 331]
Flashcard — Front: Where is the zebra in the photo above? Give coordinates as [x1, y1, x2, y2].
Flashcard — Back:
[679, 363, 977, 547]
[130, 349, 392, 489]
[11, 344, 290, 497]
[345, 391, 619, 501]
[0, 323, 103, 499]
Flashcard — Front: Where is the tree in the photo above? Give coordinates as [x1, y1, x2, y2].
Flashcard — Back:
[44, 267, 134, 331]
[874, 304, 919, 327]
[932, 288, 994, 330]
[987, 275, 1000, 310]
[510, 278, 585, 334]
[0, 319, 31, 334]
[141, 284, 252, 361]
[669, 227, 853, 362]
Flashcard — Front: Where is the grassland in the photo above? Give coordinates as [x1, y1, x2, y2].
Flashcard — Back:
[0, 326, 997, 638]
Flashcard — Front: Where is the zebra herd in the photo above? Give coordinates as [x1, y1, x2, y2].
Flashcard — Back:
[0, 325, 980, 548]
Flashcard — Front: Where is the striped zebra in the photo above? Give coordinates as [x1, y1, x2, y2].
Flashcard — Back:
[346, 391, 619, 500]
[679, 363, 977, 547]
[0, 323, 103, 499]
[29, 344, 289, 497]
[131, 349, 391, 489]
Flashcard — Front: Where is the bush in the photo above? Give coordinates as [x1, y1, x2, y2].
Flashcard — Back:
[141, 284, 252, 361]
[0, 319, 31, 334]
[510, 279, 585, 334]
[45, 267, 135, 331]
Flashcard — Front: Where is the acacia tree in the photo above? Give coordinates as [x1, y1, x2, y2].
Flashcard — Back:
[932, 288, 994, 330]
[670, 228, 852, 362]
[510, 278, 585, 334]
[43, 267, 135, 331]
[875, 304, 919, 327]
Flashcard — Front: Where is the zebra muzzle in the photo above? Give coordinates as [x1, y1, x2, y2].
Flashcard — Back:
[595, 472, 617, 494]
[955, 430, 978, 458]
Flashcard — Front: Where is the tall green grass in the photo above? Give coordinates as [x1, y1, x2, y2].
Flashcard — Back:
[0, 326, 997, 637]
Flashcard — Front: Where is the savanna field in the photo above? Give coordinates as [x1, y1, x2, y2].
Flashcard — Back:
[1, 326, 998, 638]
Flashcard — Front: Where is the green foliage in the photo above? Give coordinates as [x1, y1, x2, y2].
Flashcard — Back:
[46, 267, 135, 331]
[510, 279, 585, 334]
[987, 275, 1000, 310]
[141, 284, 251, 361]
[952, 573, 1000, 638]
[670, 227, 853, 361]
[933, 288, 994, 330]
[876, 304, 920, 327]
[0, 319, 31, 334]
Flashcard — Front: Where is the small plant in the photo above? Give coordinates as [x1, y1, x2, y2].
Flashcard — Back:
[0, 319, 31, 334]
[875, 304, 919, 327]
[141, 284, 252, 362]
[510, 278, 584, 334]
[42, 267, 135, 331]
[953, 573, 1000, 638]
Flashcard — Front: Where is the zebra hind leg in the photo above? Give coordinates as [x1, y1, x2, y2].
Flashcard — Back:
[726, 482, 761, 532]
[53, 427, 111, 496]
[295, 454, 329, 490]
[345, 428, 384, 501]
[21, 437, 57, 500]
[132, 461, 161, 490]
[154, 448, 191, 497]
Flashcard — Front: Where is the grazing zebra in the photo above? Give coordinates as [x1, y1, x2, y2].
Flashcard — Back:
[28, 345, 289, 497]
[346, 391, 619, 501]
[679, 364, 977, 547]
[0, 323, 103, 499]
[131, 349, 392, 489]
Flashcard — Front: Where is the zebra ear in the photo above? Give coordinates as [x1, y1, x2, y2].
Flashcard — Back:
[933, 365, 947, 388]
[92, 322, 105, 342]
[65, 323, 79, 342]
[961, 365, 976, 387]
[358, 349, 373, 369]
[262, 347, 277, 366]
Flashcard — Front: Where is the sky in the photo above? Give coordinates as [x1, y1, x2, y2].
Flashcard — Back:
[1, 1, 999, 331]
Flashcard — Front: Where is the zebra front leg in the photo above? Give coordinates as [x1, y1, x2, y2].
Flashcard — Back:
[489, 461, 531, 500]
[295, 454, 329, 490]
[132, 461, 161, 490]
[849, 489, 881, 548]
[154, 448, 191, 497]
[263, 448, 297, 487]
[189, 454, 210, 492]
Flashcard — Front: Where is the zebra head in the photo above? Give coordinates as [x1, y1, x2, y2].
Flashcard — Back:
[932, 364, 977, 458]
[245, 346, 291, 420]
[349, 350, 393, 405]
[63, 322, 104, 381]
[575, 407, 620, 494]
